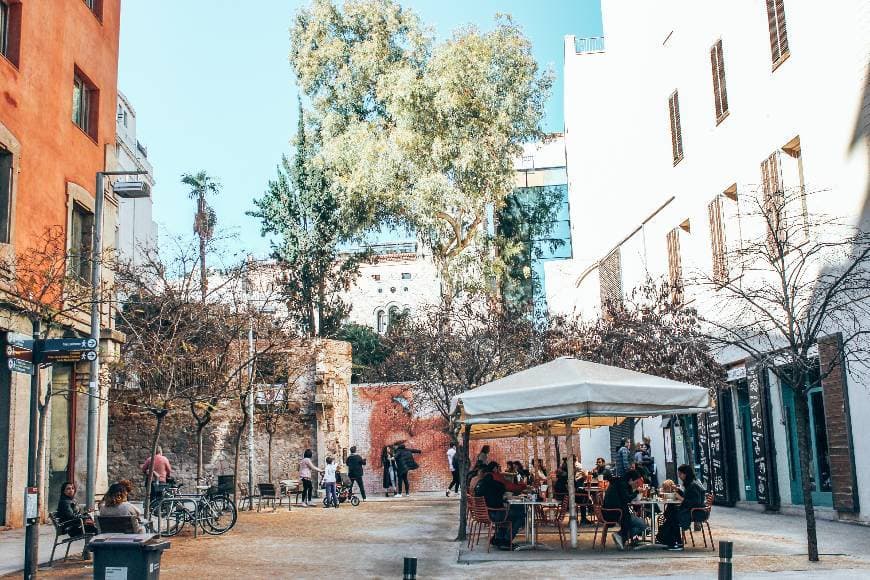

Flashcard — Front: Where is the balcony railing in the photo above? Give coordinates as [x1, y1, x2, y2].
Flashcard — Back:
[575, 36, 605, 54]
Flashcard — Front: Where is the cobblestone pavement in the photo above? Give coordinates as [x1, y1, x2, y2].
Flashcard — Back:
[7, 493, 870, 579]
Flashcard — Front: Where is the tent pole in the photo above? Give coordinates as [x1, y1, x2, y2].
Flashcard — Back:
[532, 428, 540, 474]
[543, 426, 552, 473]
[565, 419, 577, 548]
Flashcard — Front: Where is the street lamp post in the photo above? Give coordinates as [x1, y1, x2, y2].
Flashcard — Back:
[86, 170, 150, 511]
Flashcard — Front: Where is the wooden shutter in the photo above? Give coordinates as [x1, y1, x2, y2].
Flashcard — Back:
[668, 91, 684, 164]
[599, 249, 622, 307]
[819, 333, 860, 513]
[766, 0, 789, 67]
[710, 40, 729, 121]
[708, 196, 728, 284]
[666, 228, 682, 301]
[761, 152, 787, 252]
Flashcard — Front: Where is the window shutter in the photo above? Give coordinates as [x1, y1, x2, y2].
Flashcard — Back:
[761, 152, 787, 252]
[766, 0, 789, 66]
[599, 249, 622, 308]
[711, 40, 728, 121]
[668, 91, 684, 164]
[666, 228, 683, 301]
[708, 196, 727, 284]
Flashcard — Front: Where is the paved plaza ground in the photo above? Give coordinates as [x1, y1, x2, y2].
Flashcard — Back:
[3, 493, 870, 579]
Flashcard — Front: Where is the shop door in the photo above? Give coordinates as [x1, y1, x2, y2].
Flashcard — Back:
[0, 350, 10, 525]
[47, 366, 74, 511]
[736, 387, 757, 501]
[781, 382, 833, 507]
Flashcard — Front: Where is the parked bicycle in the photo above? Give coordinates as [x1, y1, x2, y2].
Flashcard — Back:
[151, 475, 237, 537]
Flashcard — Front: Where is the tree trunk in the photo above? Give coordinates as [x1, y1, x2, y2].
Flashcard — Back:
[198, 195, 208, 303]
[267, 430, 274, 482]
[456, 425, 471, 541]
[231, 393, 250, 507]
[35, 382, 53, 520]
[143, 410, 167, 517]
[793, 386, 820, 561]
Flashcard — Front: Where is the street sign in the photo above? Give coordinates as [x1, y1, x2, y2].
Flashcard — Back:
[39, 350, 97, 363]
[5, 344, 33, 361]
[40, 337, 97, 351]
[8, 357, 34, 375]
[7, 332, 34, 350]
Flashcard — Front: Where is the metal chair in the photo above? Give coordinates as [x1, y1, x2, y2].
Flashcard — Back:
[256, 483, 281, 511]
[47, 512, 96, 566]
[591, 502, 623, 551]
[468, 496, 512, 553]
[238, 482, 257, 511]
[684, 492, 715, 550]
[96, 515, 141, 534]
[537, 495, 569, 549]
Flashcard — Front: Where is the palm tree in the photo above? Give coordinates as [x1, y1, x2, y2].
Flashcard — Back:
[181, 171, 221, 301]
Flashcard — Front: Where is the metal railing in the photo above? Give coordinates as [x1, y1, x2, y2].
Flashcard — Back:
[575, 36, 605, 54]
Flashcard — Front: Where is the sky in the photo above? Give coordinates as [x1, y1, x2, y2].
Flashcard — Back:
[118, 0, 603, 259]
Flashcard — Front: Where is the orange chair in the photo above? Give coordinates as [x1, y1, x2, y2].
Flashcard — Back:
[538, 495, 569, 549]
[468, 496, 513, 552]
[684, 493, 715, 550]
[592, 502, 623, 551]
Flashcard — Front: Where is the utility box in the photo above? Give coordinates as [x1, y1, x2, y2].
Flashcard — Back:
[90, 533, 170, 580]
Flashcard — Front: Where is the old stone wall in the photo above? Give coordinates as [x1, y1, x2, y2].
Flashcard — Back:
[107, 339, 351, 498]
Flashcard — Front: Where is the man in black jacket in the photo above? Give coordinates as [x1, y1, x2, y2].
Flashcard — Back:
[345, 446, 367, 501]
[474, 464, 525, 549]
[603, 469, 646, 550]
[394, 443, 421, 497]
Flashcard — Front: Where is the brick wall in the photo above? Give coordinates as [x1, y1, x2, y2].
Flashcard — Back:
[350, 383, 577, 494]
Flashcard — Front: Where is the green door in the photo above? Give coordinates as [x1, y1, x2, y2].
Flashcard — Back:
[781, 382, 833, 508]
[736, 387, 757, 501]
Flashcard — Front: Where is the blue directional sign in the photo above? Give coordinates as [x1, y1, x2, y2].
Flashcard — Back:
[7, 332, 34, 350]
[7, 357, 34, 375]
[6, 332, 35, 375]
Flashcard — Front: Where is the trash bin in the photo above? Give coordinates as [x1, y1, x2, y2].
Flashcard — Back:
[90, 533, 170, 580]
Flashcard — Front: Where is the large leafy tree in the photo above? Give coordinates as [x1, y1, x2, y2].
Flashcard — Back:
[291, 0, 553, 300]
[250, 103, 365, 337]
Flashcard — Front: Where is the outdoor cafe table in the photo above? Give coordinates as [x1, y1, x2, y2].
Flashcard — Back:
[507, 497, 559, 551]
[630, 497, 682, 549]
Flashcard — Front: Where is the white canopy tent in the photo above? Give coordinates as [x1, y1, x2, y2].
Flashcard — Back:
[450, 356, 712, 549]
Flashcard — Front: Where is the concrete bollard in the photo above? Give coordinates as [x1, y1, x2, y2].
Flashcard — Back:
[718, 540, 733, 580]
[403, 556, 417, 580]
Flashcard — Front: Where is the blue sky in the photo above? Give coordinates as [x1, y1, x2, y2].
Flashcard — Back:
[118, 0, 602, 259]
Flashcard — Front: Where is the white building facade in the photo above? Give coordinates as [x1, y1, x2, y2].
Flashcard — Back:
[553, 0, 870, 523]
[114, 92, 157, 265]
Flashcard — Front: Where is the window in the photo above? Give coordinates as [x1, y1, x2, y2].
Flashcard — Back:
[0, 148, 11, 243]
[72, 70, 98, 138]
[781, 136, 809, 236]
[708, 196, 727, 285]
[0, 0, 21, 66]
[372, 274, 381, 281]
[667, 228, 683, 302]
[598, 249, 622, 308]
[710, 39, 729, 123]
[668, 91, 684, 165]
[761, 151, 787, 252]
[401, 272, 411, 280]
[376, 310, 387, 334]
[70, 203, 94, 282]
[83, 0, 103, 19]
[766, 0, 789, 69]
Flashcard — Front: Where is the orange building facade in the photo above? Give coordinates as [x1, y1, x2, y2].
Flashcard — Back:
[0, 0, 122, 527]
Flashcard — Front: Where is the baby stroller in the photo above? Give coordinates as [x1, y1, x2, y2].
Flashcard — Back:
[324, 473, 360, 507]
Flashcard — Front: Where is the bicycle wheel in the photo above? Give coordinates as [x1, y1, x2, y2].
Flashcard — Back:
[350, 496, 360, 506]
[201, 495, 237, 535]
[155, 500, 186, 537]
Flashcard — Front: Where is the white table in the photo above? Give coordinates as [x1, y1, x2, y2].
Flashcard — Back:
[507, 498, 559, 551]
[630, 498, 682, 549]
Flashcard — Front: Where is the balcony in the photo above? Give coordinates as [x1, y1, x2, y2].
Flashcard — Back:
[575, 36, 605, 54]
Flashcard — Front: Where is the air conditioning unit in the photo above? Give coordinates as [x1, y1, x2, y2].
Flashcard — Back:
[112, 180, 151, 199]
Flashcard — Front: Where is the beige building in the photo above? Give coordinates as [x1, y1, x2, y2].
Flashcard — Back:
[551, 0, 870, 523]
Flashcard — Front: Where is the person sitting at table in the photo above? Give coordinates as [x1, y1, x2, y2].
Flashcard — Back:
[489, 462, 527, 494]
[514, 461, 530, 483]
[592, 457, 612, 481]
[655, 479, 683, 550]
[676, 464, 707, 531]
[603, 469, 647, 550]
[474, 463, 526, 550]
[57, 481, 98, 538]
[531, 459, 548, 483]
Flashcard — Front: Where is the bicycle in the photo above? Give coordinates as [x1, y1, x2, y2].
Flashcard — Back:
[153, 476, 237, 537]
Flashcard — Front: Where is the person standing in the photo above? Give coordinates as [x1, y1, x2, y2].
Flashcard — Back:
[346, 446, 367, 501]
[141, 446, 172, 502]
[446, 442, 460, 497]
[299, 449, 322, 507]
[615, 438, 631, 478]
[381, 446, 397, 497]
[394, 443, 421, 498]
[323, 457, 339, 508]
[475, 445, 490, 470]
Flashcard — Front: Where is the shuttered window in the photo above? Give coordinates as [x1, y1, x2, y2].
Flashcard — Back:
[708, 196, 728, 284]
[710, 39, 729, 123]
[668, 91, 684, 165]
[599, 249, 622, 308]
[761, 151, 787, 253]
[666, 228, 683, 302]
[766, 0, 789, 69]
